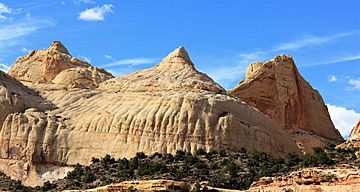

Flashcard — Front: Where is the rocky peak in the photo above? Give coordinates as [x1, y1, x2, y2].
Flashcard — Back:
[100, 46, 224, 93]
[230, 55, 343, 153]
[349, 118, 360, 140]
[48, 41, 70, 55]
[245, 54, 296, 79]
[159, 46, 194, 68]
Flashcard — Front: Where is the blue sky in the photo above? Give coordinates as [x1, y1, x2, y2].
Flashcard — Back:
[0, 0, 359, 138]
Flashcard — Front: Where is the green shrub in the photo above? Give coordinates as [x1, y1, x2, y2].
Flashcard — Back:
[196, 148, 207, 156]
[42, 181, 56, 191]
[175, 150, 186, 160]
[91, 157, 100, 163]
[135, 152, 147, 159]
[83, 172, 96, 183]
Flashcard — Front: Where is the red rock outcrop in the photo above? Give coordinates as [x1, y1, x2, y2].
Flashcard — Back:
[229, 55, 343, 153]
[7, 41, 113, 88]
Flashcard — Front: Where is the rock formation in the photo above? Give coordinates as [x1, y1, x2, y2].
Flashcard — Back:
[349, 118, 360, 141]
[0, 70, 53, 128]
[0, 45, 302, 186]
[229, 55, 343, 153]
[249, 166, 360, 192]
[7, 41, 113, 88]
[71, 180, 193, 192]
[338, 118, 360, 149]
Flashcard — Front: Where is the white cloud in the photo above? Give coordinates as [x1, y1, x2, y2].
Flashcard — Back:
[0, 3, 11, 14]
[105, 57, 159, 67]
[327, 104, 360, 138]
[328, 75, 337, 82]
[348, 78, 360, 91]
[78, 4, 114, 21]
[0, 63, 10, 72]
[0, 3, 12, 21]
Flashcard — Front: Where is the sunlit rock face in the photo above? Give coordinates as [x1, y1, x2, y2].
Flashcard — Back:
[7, 41, 113, 88]
[229, 55, 344, 153]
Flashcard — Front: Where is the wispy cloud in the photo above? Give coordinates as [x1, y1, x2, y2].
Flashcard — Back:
[303, 53, 360, 67]
[0, 3, 54, 52]
[0, 20, 54, 51]
[273, 32, 358, 51]
[0, 63, 10, 72]
[327, 104, 360, 138]
[0, 21, 53, 41]
[78, 4, 114, 21]
[74, 0, 95, 4]
[348, 78, 360, 91]
[105, 57, 160, 68]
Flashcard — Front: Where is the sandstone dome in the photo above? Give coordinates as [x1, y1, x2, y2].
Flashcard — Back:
[7, 41, 113, 88]
[229, 54, 344, 153]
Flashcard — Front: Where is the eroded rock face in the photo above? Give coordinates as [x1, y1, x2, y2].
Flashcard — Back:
[229, 55, 343, 152]
[0, 47, 301, 186]
[7, 41, 113, 88]
[0, 70, 53, 127]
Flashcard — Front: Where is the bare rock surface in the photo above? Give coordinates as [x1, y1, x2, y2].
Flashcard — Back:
[339, 118, 360, 149]
[7, 41, 113, 88]
[249, 166, 360, 192]
[229, 55, 343, 153]
[0, 46, 302, 186]
[349, 118, 360, 141]
[0, 70, 53, 127]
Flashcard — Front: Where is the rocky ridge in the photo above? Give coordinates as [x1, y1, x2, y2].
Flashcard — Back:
[229, 55, 343, 153]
